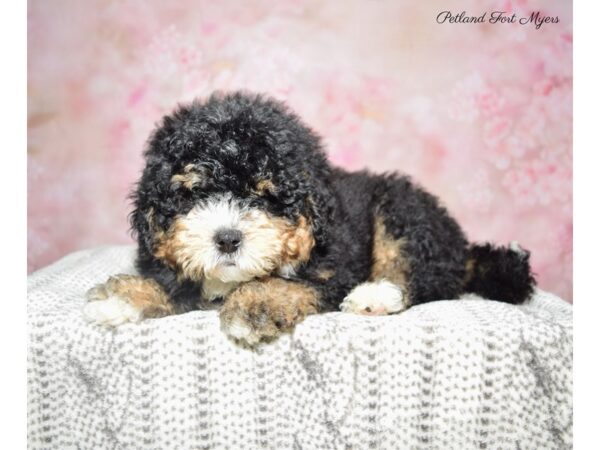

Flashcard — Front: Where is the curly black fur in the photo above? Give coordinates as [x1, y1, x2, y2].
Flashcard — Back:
[129, 91, 536, 312]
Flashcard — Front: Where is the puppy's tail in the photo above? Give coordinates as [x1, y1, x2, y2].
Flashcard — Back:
[463, 242, 536, 304]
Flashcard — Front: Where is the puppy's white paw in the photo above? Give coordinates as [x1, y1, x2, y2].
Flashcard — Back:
[340, 280, 408, 315]
[83, 296, 143, 326]
[221, 316, 261, 347]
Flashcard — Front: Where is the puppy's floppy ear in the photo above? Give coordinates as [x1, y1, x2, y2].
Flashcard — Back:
[128, 189, 158, 257]
[128, 167, 174, 258]
[302, 175, 336, 249]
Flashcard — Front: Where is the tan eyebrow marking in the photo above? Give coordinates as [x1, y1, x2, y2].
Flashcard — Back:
[254, 179, 276, 196]
[171, 164, 204, 189]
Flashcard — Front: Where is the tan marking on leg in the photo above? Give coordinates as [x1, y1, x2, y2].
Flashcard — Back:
[371, 216, 410, 285]
[220, 277, 319, 346]
[370, 215, 411, 300]
[86, 274, 173, 321]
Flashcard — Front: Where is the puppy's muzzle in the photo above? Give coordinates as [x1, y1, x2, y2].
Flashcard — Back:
[214, 228, 243, 254]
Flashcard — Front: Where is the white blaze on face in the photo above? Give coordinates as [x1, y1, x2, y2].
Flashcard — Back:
[172, 195, 286, 284]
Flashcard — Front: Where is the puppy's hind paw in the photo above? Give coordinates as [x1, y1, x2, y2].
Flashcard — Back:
[340, 280, 408, 316]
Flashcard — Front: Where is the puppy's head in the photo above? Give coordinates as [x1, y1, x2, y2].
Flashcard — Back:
[131, 92, 333, 284]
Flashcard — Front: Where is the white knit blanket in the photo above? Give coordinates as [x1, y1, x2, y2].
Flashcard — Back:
[27, 246, 572, 449]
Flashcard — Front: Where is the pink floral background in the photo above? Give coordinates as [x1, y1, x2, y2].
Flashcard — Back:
[28, 0, 572, 301]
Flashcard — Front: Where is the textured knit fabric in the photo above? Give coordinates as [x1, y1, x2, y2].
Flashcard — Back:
[27, 246, 573, 450]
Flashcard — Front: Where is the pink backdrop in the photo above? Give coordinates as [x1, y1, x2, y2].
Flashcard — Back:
[28, 0, 573, 301]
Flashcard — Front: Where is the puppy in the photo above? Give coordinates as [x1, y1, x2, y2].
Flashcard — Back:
[84, 92, 536, 346]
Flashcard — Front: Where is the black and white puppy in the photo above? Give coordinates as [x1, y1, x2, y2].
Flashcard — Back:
[84, 92, 536, 346]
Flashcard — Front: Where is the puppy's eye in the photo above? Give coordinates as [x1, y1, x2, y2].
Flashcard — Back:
[254, 179, 277, 197]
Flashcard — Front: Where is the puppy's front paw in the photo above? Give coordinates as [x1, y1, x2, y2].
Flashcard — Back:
[219, 278, 318, 346]
[83, 296, 143, 326]
[83, 275, 172, 327]
[340, 280, 408, 315]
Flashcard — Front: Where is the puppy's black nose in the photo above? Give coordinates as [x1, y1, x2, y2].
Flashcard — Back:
[214, 228, 243, 254]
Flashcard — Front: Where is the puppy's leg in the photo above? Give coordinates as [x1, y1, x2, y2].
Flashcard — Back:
[341, 215, 411, 316]
[220, 277, 319, 346]
[83, 274, 174, 326]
